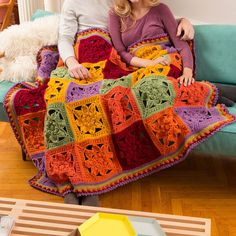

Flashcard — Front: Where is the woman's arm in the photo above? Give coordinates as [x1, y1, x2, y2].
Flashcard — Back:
[159, 4, 194, 86]
[108, 11, 133, 64]
[58, 0, 78, 63]
[108, 10, 163, 68]
[58, 0, 90, 79]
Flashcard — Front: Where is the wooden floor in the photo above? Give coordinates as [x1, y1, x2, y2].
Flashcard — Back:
[1, 122, 236, 236]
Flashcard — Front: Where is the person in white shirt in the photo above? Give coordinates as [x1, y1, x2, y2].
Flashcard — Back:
[58, 0, 195, 206]
[59, 0, 194, 81]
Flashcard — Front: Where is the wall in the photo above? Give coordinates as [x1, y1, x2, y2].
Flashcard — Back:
[44, 0, 64, 13]
[18, 0, 44, 22]
[18, 0, 236, 24]
[51, 0, 236, 24]
[162, 0, 236, 24]
[17, 0, 63, 22]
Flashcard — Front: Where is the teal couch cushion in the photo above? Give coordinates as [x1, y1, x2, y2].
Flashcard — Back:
[31, 9, 54, 21]
[195, 25, 236, 85]
[0, 81, 14, 121]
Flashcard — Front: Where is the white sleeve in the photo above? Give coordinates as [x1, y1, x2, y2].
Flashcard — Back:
[58, 0, 78, 63]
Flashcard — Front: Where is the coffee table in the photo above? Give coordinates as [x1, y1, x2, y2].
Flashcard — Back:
[0, 197, 211, 236]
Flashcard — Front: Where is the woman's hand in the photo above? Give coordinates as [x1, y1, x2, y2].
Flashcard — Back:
[130, 56, 170, 68]
[177, 67, 195, 86]
[177, 18, 195, 41]
[66, 57, 91, 80]
[151, 57, 170, 66]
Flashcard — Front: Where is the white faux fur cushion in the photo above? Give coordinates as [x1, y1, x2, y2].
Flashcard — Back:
[0, 14, 60, 83]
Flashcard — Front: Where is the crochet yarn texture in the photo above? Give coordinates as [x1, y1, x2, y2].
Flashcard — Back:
[4, 28, 235, 196]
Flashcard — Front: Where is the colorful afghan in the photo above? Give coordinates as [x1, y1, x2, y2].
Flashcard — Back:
[4, 28, 235, 196]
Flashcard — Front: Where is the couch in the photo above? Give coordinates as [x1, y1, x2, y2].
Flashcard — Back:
[0, 11, 235, 157]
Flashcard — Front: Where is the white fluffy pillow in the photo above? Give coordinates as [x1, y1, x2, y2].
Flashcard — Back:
[0, 14, 60, 83]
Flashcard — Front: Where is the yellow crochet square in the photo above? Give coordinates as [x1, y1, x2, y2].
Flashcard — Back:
[134, 45, 168, 60]
[65, 96, 111, 142]
[81, 60, 106, 83]
[131, 65, 170, 86]
[45, 78, 71, 105]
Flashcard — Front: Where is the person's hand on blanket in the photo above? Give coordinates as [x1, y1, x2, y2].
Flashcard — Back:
[177, 67, 195, 87]
[130, 56, 170, 68]
[177, 18, 194, 41]
[152, 56, 170, 66]
[66, 56, 91, 80]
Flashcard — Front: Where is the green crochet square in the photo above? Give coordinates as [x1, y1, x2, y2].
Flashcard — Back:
[132, 76, 175, 119]
[45, 103, 74, 150]
[51, 67, 74, 80]
[100, 75, 132, 94]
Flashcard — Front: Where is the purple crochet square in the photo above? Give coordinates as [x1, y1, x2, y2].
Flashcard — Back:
[175, 107, 224, 133]
[66, 81, 102, 103]
[39, 175, 58, 188]
[38, 50, 59, 79]
[32, 152, 46, 173]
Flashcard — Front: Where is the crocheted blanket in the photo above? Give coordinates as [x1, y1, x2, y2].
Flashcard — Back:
[4, 28, 235, 197]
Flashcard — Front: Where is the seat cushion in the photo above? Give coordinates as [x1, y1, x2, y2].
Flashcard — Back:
[0, 80, 14, 121]
[194, 25, 236, 85]
[195, 104, 236, 156]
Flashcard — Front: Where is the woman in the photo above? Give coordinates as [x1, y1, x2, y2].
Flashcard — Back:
[109, 0, 194, 86]
[108, 0, 236, 102]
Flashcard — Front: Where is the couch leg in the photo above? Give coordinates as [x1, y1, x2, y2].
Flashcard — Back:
[22, 149, 27, 161]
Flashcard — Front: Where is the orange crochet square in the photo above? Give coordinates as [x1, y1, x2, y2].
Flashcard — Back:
[144, 107, 190, 155]
[169, 52, 183, 71]
[45, 143, 82, 185]
[18, 110, 46, 155]
[65, 96, 111, 142]
[75, 136, 122, 183]
[101, 86, 142, 133]
[169, 77, 211, 108]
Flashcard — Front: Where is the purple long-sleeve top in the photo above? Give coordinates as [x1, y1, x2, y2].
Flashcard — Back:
[108, 3, 193, 69]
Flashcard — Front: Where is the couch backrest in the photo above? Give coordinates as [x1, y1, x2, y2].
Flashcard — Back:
[194, 25, 236, 85]
[31, 9, 54, 21]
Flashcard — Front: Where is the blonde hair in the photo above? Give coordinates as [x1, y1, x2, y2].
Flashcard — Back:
[114, 0, 159, 32]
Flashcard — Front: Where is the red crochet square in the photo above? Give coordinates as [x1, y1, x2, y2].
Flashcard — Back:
[78, 35, 112, 63]
[103, 59, 130, 79]
[76, 136, 122, 183]
[101, 86, 142, 134]
[113, 121, 161, 170]
[14, 84, 47, 116]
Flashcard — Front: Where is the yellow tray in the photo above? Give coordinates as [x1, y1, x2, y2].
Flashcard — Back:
[78, 213, 137, 236]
